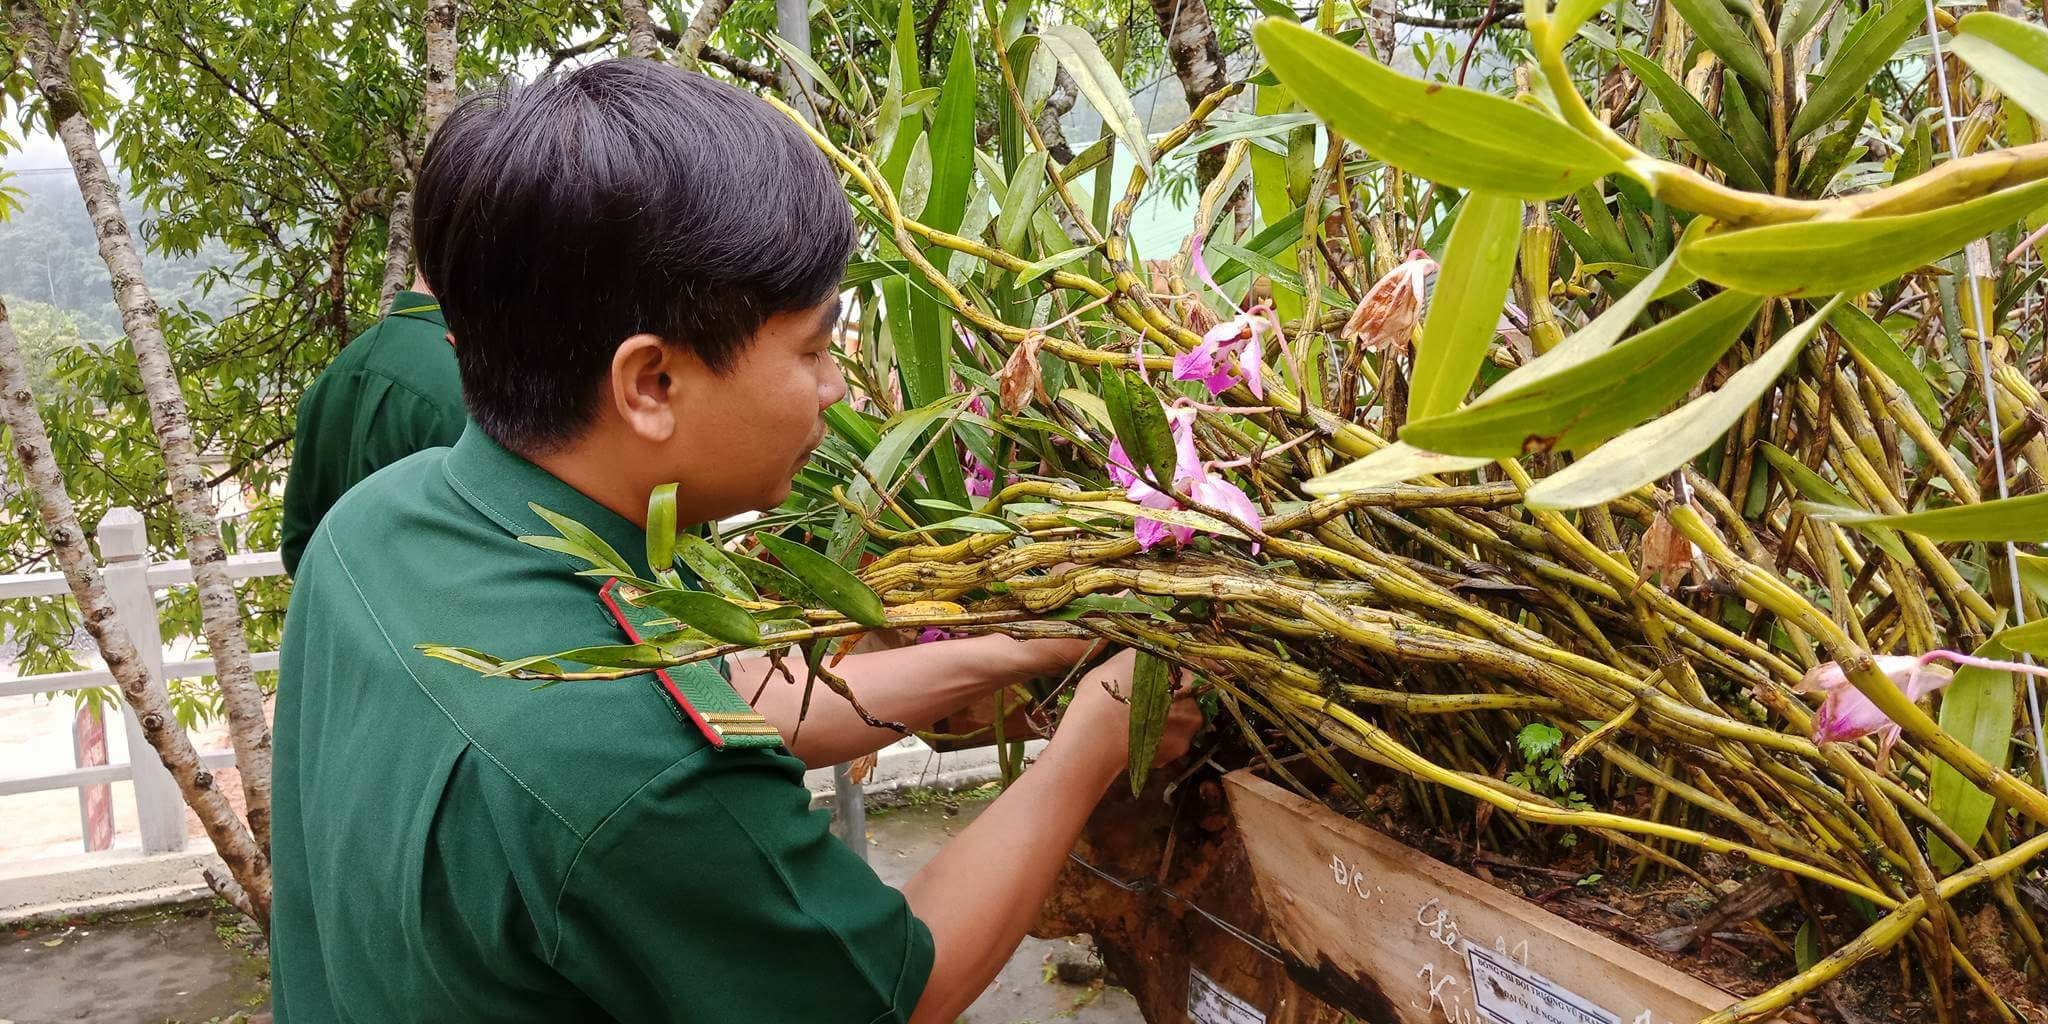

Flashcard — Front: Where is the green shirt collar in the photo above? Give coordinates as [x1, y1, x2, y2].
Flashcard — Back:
[386, 290, 446, 329]
[442, 425, 653, 581]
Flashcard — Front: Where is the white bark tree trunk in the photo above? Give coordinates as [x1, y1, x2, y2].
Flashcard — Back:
[673, 0, 736, 69]
[13, 0, 275, 855]
[1147, 0, 1228, 185]
[377, 135, 415, 311]
[621, 0, 659, 59]
[424, 0, 459, 139]
[0, 292, 271, 924]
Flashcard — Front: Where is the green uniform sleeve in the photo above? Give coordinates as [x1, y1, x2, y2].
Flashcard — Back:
[549, 747, 934, 1023]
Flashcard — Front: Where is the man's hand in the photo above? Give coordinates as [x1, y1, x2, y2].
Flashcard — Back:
[1047, 650, 1204, 780]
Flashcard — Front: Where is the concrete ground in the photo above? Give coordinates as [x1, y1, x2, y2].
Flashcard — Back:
[0, 793, 1144, 1024]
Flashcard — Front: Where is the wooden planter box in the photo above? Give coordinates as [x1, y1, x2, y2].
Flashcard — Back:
[1224, 771, 1776, 1024]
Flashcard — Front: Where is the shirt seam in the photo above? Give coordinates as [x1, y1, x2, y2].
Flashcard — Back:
[320, 528, 586, 842]
[544, 744, 718, 962]
[320, 364, 463, 415]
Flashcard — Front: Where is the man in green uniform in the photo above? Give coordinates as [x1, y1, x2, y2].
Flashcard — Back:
[277, 278, 462, 575]
[270, 59, 1200, 1023]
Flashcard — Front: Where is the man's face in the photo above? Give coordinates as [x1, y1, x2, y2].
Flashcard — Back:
[666, 296, 846, 521]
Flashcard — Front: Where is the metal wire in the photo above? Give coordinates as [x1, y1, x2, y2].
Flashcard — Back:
[1919, 0, 2048, 790]
[1065, 851, 1292, 963]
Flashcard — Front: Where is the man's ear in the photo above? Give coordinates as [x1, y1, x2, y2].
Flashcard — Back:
[609, 334, 682, 443]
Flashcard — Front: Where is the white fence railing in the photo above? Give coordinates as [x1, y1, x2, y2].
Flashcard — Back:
[0, 506, 283, 855]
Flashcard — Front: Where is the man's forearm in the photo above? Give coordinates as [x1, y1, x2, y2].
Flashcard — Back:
[730, 635, 1067, 767]
[900, 735, 1116, 1024]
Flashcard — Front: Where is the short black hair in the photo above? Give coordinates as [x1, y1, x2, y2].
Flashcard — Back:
[412, 58, 855, 454]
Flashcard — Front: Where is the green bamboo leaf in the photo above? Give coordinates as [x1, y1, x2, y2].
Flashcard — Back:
[1791, 0, 1924, 141]
[924, 29, 979, 245]
[1803, 490, 2048, 541]
[1302, 442, 1493, 496]
[1015, 244, 1095, 285]
[1668, 0, 1771, 87]
[1253, 20, 1621, 199]
[1100, 369, 1181, 496]
[1678, 178, 2048, 296]
[646, 483, 679, 583]
[996, 150, 1049, 254]
[1039, 25, 1153, 172]
[1527, 297, 1845, 510]
[525, 504, 631, 576]
[1487, 250, 1691, 395]
[1067, 500, 1249, 540]
[1410, 191, 1523, 422]
[1831, 303, 1943, 424]
[730, 553, 822, 606]
[632, 588, 762, 646]
[755, 532, 889, 627]
[1127, 651, 1173, 795]
[1950, 12, 2048, 123]
[764, 33, 853, 110]
[1403, 289, 1762, 459]
[675, 534, 759, 601]
[1929, 636, 2019, 872]
[1758, 443, 1911, 562]
[1620, 51, 1767, 193]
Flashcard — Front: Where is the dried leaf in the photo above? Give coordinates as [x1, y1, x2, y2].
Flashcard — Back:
[999, 331, 1048, 414]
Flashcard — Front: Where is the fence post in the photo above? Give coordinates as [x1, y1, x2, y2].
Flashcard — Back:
[98, 506, 187, 854]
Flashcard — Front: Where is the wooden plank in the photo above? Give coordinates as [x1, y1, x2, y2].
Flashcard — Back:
[1226, 771, 1772, 1024]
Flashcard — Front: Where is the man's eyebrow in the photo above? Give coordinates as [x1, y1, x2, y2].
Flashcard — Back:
[818, 298, 844, 334]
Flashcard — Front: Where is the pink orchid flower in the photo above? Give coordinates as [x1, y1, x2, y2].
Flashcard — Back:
[1176, 230, 1276, 399]
[965, 456, 997, 498]
[916, 627, 959, 644]
[1800, 650, 2048, 757]
[1108, 405, 1262, 552]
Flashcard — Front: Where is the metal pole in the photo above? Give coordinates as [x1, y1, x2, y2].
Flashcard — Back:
[774, 0, 868, 861]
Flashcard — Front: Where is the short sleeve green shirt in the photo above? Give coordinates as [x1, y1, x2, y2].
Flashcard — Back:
[269, 426, 934, 1023]
[279, 292, 465, 576]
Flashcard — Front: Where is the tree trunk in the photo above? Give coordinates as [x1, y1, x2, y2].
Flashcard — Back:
[0, 292, 271, 924]
[1147, 0, 1228, 184]
[620, 0, 659, 59]
[13, 1, 275, 855]
[377, 136, 415, 311]
[424, 0, 459, 138]
[673, 0, 736, 69]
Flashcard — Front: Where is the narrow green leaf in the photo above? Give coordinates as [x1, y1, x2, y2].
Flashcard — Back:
[996, 150, 1049, 254]
[1621, 51, 1767, 193]
[731, 553, 822, 606]
[646, 483, 679, 583]
[632, 588, 763, 646]
[1758, 443, 1911, 562]
[1015, 244, 1095, 285]
[999, 0, 1034, 47]
[1253, 19, 1621, 199]
[1127, 651, 1173, 795]
[527, 504, 631, 576]
[1804, 490, 2048, 542]
[1668, 0, 1771, 87]
[675, 534, 759, 601]
[1950, 12, 2048, 123]
[924, 28, 979, 246]
[764, 33, 853, 110]
[2018, 553, 2048, 605]
[1302, 442, 1494, 496]
[1554, 0, 1613, 40]
[1067, 500, 1249, 540]
[1997, 618, 2048, 657]
[1410, 192, 1523, 422]
[1488, 251, 1690, 395]
[1403, 289, 1762, 459]
[1527, 297, 1844, 509]
[1929, 636, 2019, 871]
[1184, 111, 1322, 152]
[1791, 0, 1924, 141]
[1794, 920, 1821, 971]
[755, 532, 889, 627]
[417, 645, 515, 675]
[1100, 369, 1181, 495]
[1679, 178, 2048, 297]
[1207, 238, 1307, 294]
[1831, 303, 1942, 424]
[1039, 26, 1153, 171]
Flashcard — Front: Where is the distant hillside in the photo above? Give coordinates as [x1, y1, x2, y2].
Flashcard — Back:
[0, 170, 236, 340]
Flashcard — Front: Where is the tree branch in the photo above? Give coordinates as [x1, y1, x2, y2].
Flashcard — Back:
[672, 0, 736, 69]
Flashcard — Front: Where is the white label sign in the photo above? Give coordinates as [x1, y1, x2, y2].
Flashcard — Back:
[1188, 968, 1266, 1024]
[1465, 943, 1619, 1024]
